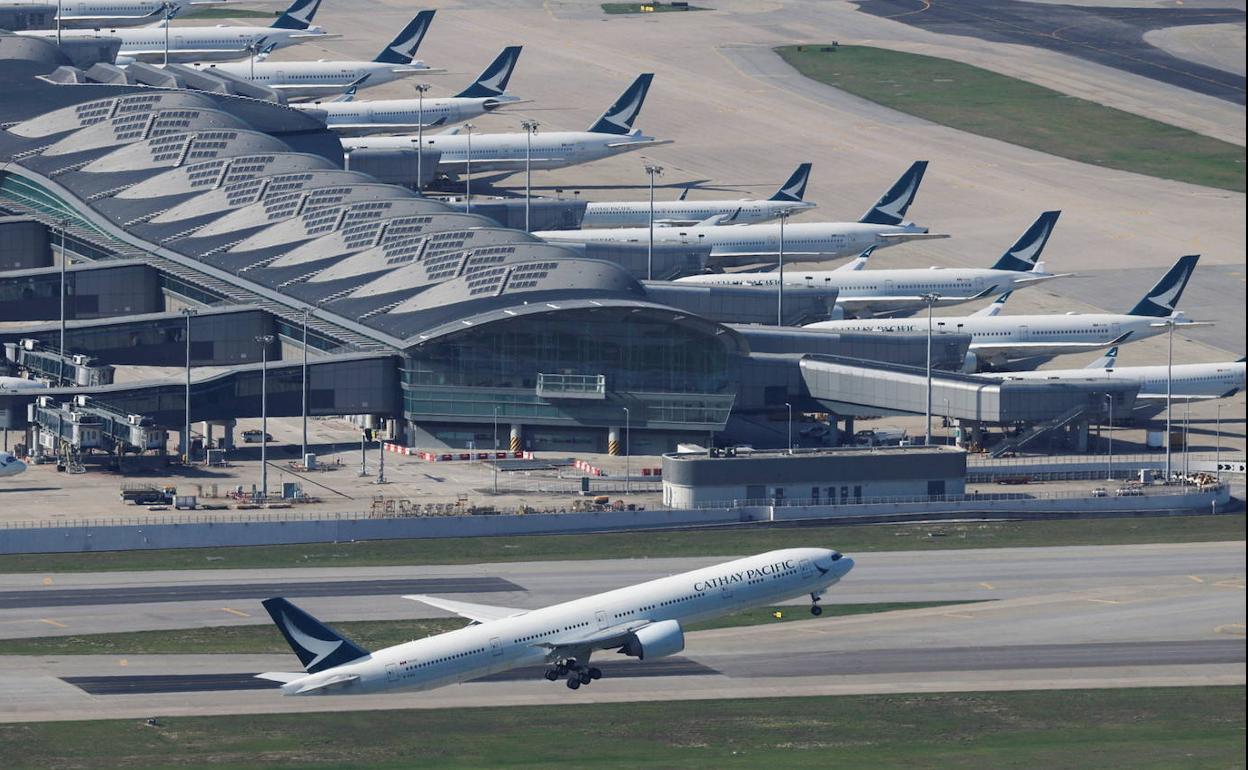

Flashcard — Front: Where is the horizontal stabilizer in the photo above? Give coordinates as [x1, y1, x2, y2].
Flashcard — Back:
[403, 595, 527, 623]
[295, 673, 359, 694]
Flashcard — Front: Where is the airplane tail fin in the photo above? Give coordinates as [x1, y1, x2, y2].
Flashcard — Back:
[858, 161, 928, 225]
[456, 46, 522, 98]
[769, 162, 812, 202]
[270, 0, 321, 30]
[1086, 346, 1119, 369]
[261, 598, 370, 674]
[991, 210, 1061, 271]
[373, 10, 436, 64]
[333, 74, 369, 102]
[1127, 254, 1200, 317]
[972, 290, 1012, 317]
[587, 73, 654, 135]
[834, 244, 876, 272]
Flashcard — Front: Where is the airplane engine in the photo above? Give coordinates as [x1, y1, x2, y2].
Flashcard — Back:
[962, 351, 980, 374]
[619, 619, 684, 661]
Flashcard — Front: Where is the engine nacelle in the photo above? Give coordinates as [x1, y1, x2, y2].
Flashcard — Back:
[619, 619, 684, 661]
[962, 351, 980, 374]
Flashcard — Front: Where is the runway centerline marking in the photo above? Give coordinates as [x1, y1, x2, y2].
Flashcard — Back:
[1085, 598, 1120, 604]
[979, 582, 995, 590]
[943, 612, 976, 619]
[1187, 575, 1205, 584]
[1213, 581, 1246, 590]
[220, 607, 250, 618]
[38, 618, 67, 628]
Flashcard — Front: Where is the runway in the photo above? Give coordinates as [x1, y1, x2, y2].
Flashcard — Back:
[0, 543, 1241, 722]
[857, 0, 1247, 104]
[0, 577, 521, 610]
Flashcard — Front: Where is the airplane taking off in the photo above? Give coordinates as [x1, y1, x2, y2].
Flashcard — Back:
[806, 255, 1206, 370]
[20, 0, 330, 64]
[537, 162, 945, 266]
[341, 73, 668, 178]
[0, 452, 27, 478]
[675, 210, 1065, 316]
[257, 548, 853, 694]
[189, 11, 439, 100]
[7, 0, 241, 28]
[577, 163, 817, 228]
[988, 348, 1246, 402]
[290, 46, 525, 132]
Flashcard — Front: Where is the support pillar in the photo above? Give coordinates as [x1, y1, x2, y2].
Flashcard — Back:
[220, 419, 236, 451]
[608, 426, 622, 456]
[1073, 420, 1089, 453]
[204, 421, 215, 448]
[843, 416, 855, 442]
[509, 423, 523, 453]
[177, 429, 189, 457]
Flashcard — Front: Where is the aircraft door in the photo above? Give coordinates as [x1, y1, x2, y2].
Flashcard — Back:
[595, 610, 609, 630]
[799, 558, 814, 579]
[490, 637, 503, 657]
[1018, 324, 1029, 342]
[385, 662, 399, 682]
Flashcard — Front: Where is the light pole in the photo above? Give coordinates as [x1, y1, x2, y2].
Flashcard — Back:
[777, 209, 790, 326]
[300, 307, 310, 466]
[413, 83, 429, 194]
[1165, 319, 1174, 480]
[255, 334, 274, 500]
[1104, 393, 1113, 482]
[56, 0, 63, 45]
[1215, 403, 1222, 481]
[492, 406, 500, 494]
[921, 292, 941, 445]
[162, 1, 172, 66]
[181, 307, 196, 463]
[522, 120, 539, 232]
[463, 122, 475, 214]
[1183, 399, 1191, 478]
[58, 216, 68, 359]
[644, 163, 663, 280]
[623, 406, 631, 494]
[785, 401, 793, 454]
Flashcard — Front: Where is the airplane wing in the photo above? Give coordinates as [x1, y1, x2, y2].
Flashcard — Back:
[605, 139, 675, 149]
[876, 233, 950, 242]
[970, 341, 1123, 355]
[326, 120, 448, 136]
[535, 619, 653, 657]
[402, 594, 528, 623]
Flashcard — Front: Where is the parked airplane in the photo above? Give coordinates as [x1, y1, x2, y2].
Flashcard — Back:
[675, 210, 1064, 315]
[8, 0, 240, 28]
[990, 347, 1246, 402]
[290, 45, 524, 132]
[0, 452, 27, 478]
[0, 376, 46, 391]
[342, 73, 668, 178]
[538, 161, 944, 266]
[20, 0, 329, 64]
[577, 163, 817, 229]
[806, 255, 1206, 369]
[188, 10, 438, 100]
[257, 547, 854, 694]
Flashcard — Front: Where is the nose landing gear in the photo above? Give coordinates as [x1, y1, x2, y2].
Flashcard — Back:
[810, 592, 824, 616]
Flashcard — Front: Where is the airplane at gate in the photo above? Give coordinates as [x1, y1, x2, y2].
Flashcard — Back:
[257, 548, 854, 694]
[19, 0, 330, 64]
[988, 348, 1246, 402]
[7, 0, 246, 29]
[805, 255, 1207, 369]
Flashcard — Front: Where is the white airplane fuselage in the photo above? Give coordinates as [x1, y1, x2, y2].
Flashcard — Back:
[9, 0, 199, 28]
[342, 130, 665, 175]
[276, 548, 852, 696]
[189, 60, 425, 99]
[993, 360, 1245, 400]
[580, 199, 817, 229]
[291, 95, 519, 134]
[537, 221, 935, 263]
[21, 24, 325, 63]
[807, 312, 1191, 364]
[679, 266, 1060, 315]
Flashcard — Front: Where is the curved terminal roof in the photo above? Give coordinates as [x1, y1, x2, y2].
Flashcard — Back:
[312, 227, 544, 285]
[269, 214, 508, 271]
[6, 92, 218, 139]
[117, 152, 338, 203]
[41, 107, 249, 158]
[346, 243, 583, 299]
[147, 166, 364, 224]
[80, 128, 289, 174]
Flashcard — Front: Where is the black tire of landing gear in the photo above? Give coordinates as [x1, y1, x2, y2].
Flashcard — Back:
[579, 671, 592, 685]
[566, 677, 581, 690]
[544, 669, 559, 681]
[588, 667, 602, 680]
[811, 604, 823, 616]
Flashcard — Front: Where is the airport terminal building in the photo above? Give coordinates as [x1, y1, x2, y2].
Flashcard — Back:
[0, 36, 1134, 458]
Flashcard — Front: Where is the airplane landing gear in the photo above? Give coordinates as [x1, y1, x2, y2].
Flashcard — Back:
[810, 592, 823, 616]
[549, 659, 602, 690]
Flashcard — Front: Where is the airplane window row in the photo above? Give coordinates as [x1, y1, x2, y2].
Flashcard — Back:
[401, 646, 486, 671]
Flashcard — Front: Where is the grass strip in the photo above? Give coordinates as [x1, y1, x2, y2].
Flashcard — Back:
[0, 602, 970, 655]
[0, 687, 1242, 769]
[1, 514, 1240, 574]
[775, 44, 1246, 192]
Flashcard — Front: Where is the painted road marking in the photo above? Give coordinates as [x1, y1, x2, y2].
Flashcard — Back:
[1214, 624, 1245, 636]
[1187, 575, 1205, 584]
[1214, 581, 1246, 590]
[979, 582, 995, 590]
[38, 618, 68, 628]
[943, 612, 976, 619]
[1085, 598, 1120, 605]
[221, 607, 250, 618]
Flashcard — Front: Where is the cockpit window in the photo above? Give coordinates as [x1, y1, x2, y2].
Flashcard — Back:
[830, 552, 843, 562]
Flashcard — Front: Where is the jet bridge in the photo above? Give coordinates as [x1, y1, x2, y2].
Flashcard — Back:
[799, 355, 1139, 424]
